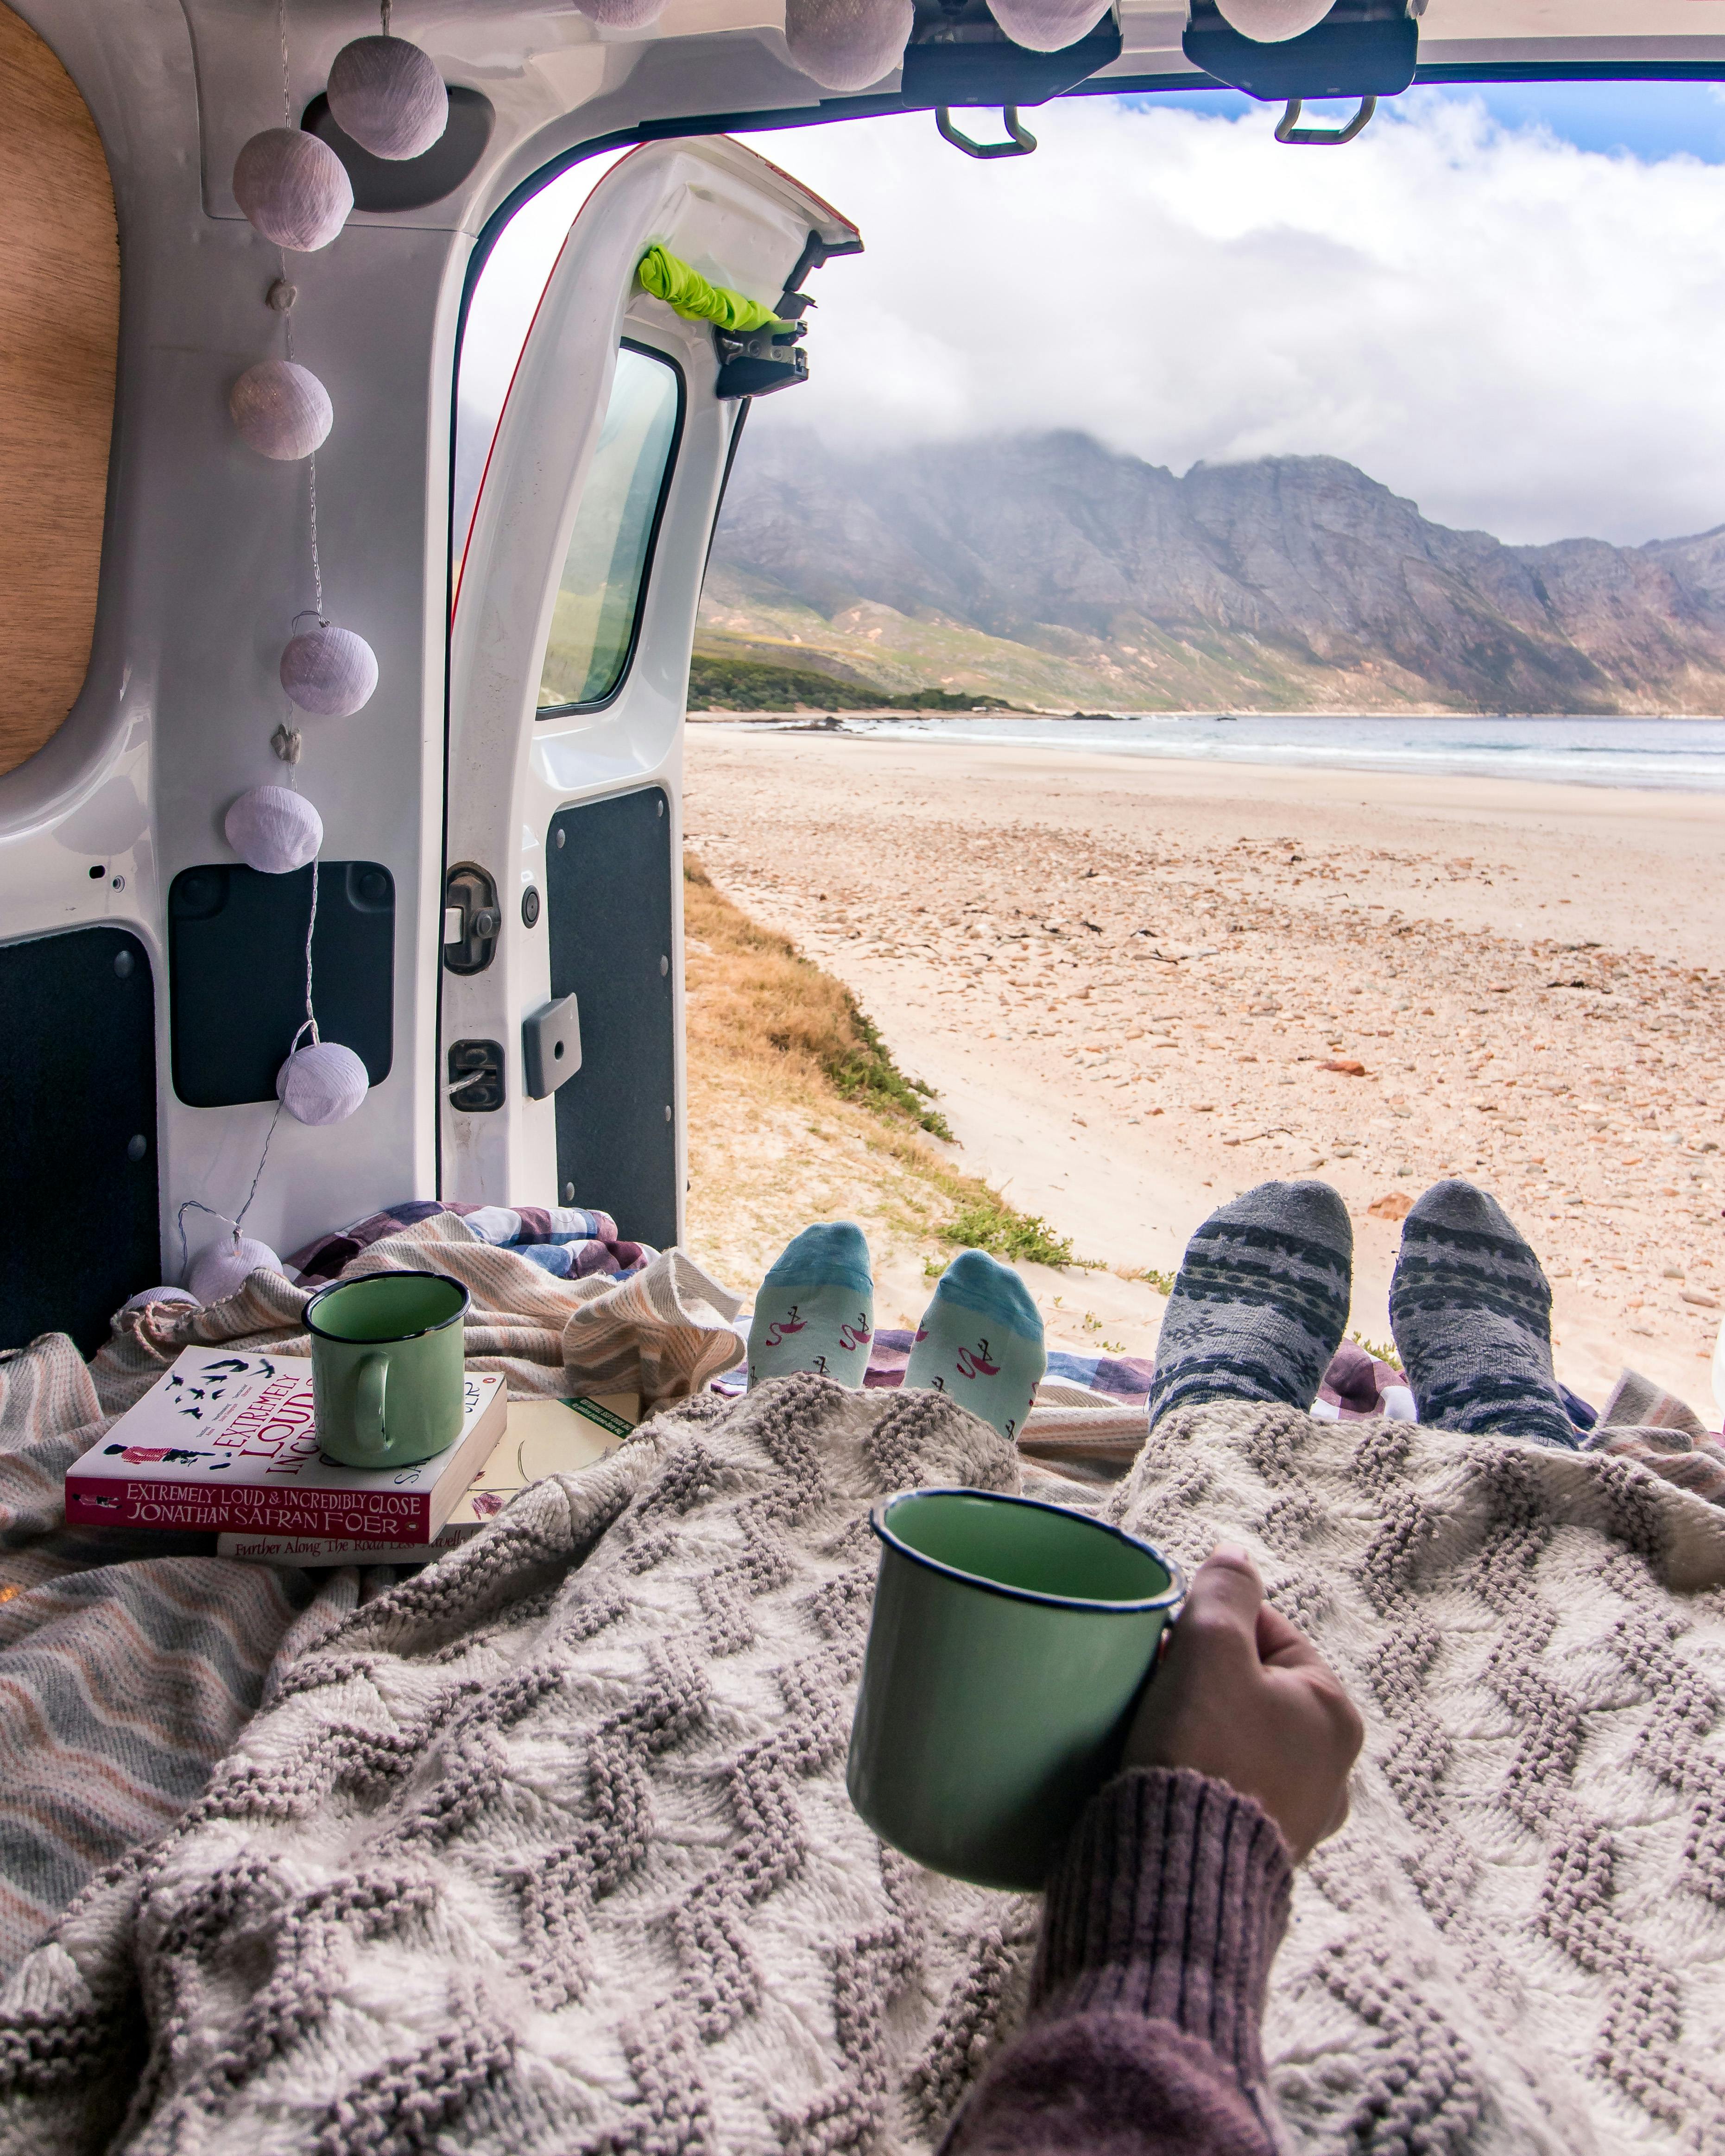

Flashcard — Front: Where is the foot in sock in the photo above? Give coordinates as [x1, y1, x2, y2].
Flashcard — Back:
[904, 1250, 1045, 1443]
[1389, 1179, 1575, 1448]
[747, 1222, 874, 1388]
[1146, 1180, 1353, 1431]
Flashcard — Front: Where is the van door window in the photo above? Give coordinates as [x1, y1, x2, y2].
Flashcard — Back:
[537, 344, 682, 714]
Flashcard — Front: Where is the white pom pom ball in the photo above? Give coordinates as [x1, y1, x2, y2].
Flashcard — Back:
[230, 360, 333, 461]
[279, 624, 378, 717]
[1215, 0, 1334, 41]
[985, 0, 1107, 49]
[121, 1286, 198, 1313]
[277, 1040, 369, 1126]
[327, 35, 448, 159]
[225, 785, 322, 874]
[232, 127, 354, 251]
[784, 0, 912, 88]
[188, 1236, 285, 1306]
[569, 0, 668, 25]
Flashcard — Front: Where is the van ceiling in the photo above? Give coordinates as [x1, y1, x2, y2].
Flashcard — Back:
[180, 0, 1725, 259]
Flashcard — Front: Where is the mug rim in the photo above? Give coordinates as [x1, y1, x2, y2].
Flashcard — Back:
[303, 1268, 472, 1345]
[870, 1487, 1186, 1615]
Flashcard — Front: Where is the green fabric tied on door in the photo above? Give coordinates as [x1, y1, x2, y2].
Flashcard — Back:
[636, 244, 785, 333]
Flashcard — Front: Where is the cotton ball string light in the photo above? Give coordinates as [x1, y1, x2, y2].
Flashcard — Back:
[232, 127, 354, 251]
[1214, 0, 1334, 40]
[230, 360, 333, 461]
[188, 1235, 286, 1306]
[277, 1040, 369, 1126]
[280, 622, 378, 716]
[984, 0, 1107, 49]
[225, 784, 323, 874]
[569, 0, 669, 25]
[121, 1286, 198, 1313]
[784, 0, 912, 89]
[327, 34, 448, 159]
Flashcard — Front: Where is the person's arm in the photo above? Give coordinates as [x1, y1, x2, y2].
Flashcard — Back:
[941, 1547, 1363, 2156]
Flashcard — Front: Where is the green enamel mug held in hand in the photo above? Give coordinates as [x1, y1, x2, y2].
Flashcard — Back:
[847, 1488, 1185, 1891]
[304, 1271, 471, 1468]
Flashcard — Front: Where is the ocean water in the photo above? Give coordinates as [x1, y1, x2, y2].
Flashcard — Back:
[791, 713, 1725, 793]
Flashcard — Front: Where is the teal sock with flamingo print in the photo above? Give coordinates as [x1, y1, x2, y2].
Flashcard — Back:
[904, 1249, 1045, 1444]
[746, 1221, 875, 1389]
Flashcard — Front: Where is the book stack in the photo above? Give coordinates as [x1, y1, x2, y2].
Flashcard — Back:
[66, 1345, 636, 1565]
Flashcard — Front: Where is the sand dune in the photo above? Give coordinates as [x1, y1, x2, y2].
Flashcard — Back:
[685, 725, 1725, 1417]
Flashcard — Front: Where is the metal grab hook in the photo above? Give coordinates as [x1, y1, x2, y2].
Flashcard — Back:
[935, 105, 1038, 159]
[1275, 94, 1376, 145]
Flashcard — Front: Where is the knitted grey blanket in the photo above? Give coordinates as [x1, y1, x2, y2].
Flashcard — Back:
[3, 1376, 1724, 2154]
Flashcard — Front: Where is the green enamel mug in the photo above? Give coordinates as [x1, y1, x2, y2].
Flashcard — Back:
[304, 1271, 471, 1468]
[847, 1488, 1185, 1892]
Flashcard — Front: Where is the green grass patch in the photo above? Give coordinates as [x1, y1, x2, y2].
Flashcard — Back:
[1349, 1331, 1404, 1370]
[688, 651, 1023, 714]
[688, 654, 891, 710]
[1120, 1265, 1177, 1297]
[828, 1008, 955, 1141]
[937, 1191, 1076, 1268]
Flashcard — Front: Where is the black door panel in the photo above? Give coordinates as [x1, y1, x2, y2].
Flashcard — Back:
[545, 789, 676, 1248]
[0, 927, 159, 1354]
[168, 861, 394, 1107]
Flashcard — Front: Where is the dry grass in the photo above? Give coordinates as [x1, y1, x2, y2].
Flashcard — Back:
[682, 852, 1075, 1296]
[683, 853, 951, 1137]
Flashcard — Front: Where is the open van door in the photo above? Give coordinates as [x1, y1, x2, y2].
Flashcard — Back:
[442, 138, 858, 1250]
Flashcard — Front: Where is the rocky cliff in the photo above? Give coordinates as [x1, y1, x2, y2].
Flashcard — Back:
[698, 427, 1725, 713]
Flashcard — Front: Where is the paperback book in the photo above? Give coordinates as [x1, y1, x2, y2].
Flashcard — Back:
[216, 1392, 637, 1564]
[65, 1347, 506, 1543]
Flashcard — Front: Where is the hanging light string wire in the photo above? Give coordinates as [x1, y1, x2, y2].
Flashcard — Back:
[182, 0, 337, 1285]
[176, 843, 322, 1276]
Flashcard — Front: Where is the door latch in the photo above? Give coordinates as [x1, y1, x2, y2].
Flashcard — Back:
[443, 863, 500, 974]
[447, 1038, 504, 1112]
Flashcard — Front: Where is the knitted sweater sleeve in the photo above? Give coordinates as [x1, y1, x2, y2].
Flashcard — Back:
[939, 1768, 1293, 2156]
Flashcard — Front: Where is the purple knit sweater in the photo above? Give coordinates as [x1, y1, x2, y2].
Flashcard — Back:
[941, 1768, 1293, 2156]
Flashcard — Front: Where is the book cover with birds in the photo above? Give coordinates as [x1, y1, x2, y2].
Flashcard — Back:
[65, 1346, 505, 1540]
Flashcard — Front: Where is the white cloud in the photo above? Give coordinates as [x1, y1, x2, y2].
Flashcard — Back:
[732, 97, 1725, 547]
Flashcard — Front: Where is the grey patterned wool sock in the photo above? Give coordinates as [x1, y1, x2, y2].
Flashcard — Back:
[1146, 1180, 1353, 1431]
[1389, 1179, 1576, 1449]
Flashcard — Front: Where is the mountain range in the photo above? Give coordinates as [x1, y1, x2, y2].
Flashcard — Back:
[696, 428, 1725, 714]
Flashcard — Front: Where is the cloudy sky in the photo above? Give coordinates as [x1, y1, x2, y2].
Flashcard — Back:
[463, 83, 1725, 551]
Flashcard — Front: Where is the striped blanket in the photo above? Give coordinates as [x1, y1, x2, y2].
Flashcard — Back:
[0, 1214, 743, 1979]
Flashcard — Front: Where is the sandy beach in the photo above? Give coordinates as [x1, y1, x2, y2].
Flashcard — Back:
[683, 724, 1725, 1417]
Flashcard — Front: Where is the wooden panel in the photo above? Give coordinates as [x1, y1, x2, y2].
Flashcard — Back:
[0, 2, 117, 780]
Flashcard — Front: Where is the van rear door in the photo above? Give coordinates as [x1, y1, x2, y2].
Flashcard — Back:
[443, 137, 858, 1248]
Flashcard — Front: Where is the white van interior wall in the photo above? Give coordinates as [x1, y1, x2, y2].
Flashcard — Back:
[0, 0, 116, 780]
[0, 0, 463, 1282]
[0, 0, 861, 1304]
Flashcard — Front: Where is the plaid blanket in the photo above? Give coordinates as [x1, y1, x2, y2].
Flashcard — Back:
[285, 1199, 652, 1286]
[0, 1216, 742, 1980]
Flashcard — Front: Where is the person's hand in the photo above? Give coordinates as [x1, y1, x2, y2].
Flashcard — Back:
[1122, 1545, 1364, 1862]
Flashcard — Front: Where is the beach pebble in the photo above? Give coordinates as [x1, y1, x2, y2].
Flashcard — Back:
[1321, 1058, 1367, 1076]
